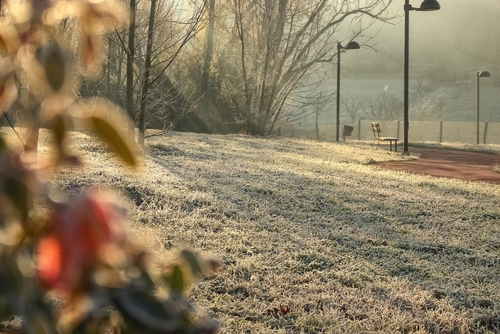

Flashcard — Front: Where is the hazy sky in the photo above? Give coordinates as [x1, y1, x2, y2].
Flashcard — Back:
[331, 0, 500, 122]
[343, 0, 500, 75]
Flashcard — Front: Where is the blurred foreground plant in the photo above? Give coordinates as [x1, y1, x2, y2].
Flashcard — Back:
[0, 0, 216, 333]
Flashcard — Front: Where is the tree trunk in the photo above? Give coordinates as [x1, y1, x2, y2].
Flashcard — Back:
[234, 0, 253, 134]
[201, 0, 215, 96]
[316, 113, 320, 140]
[138, 0, 157, 147]
[106, 36, 111, 99]
[126, 0, 136, 142]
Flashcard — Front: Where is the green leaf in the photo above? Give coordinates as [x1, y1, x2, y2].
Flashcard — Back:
[2, 177, 30, 221]
[113, 288, 181, 332]
[69, 321, 89, 334]
[169, 265, 184, 295]
[0, 254, 24, 298]
[0, 135, 10, 154]
[27, 306, 57, 334]
[50, 114, 66, 148]
[88, 115, 138, 167]
[180, 249, 203, 278]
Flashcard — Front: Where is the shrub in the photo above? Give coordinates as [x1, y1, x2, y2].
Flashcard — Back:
[0, 1, 216, 333]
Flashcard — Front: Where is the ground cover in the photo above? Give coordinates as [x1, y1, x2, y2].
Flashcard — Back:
[7, 128, 500, 333]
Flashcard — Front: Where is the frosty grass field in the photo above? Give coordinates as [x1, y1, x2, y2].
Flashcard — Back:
[7, 128, 500, 333]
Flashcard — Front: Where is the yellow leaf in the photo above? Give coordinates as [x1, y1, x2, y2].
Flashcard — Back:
[180, 249, 204, 278]
[88, 114, 138, 168]
[0, 67, 18, 111]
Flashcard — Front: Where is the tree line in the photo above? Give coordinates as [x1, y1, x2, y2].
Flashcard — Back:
[5, 0, 398, 145]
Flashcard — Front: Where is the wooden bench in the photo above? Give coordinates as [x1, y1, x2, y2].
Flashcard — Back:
[371, 122, 398, 152]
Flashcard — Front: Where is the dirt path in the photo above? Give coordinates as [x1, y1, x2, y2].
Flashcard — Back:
[374, 148, 500, 184]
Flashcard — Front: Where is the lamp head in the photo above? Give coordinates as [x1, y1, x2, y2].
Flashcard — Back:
[478, 71, 491, 78]
[418, 0, 440, 11]
[344, 41, 360, 50]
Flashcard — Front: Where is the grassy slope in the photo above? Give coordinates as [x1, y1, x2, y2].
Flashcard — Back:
[25, 129, 500, 333]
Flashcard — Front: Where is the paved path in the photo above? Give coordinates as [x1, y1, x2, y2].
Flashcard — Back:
[374, 148, 500, 184]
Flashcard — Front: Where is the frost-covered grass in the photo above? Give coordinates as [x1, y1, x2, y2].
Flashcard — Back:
[8, 128, 500, 333]
[491, 163, 500, 174]
[411, 141, 500, 155]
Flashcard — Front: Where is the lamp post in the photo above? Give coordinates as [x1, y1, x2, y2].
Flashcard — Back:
[336, 41, 360, 142]
[403, 0, 440, 153]
[477, 71, 491, 144]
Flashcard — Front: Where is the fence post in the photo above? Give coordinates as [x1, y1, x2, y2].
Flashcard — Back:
[439, 121, 443, 143]
[358, 120, 361, 140]
[484, 122, 489, 144]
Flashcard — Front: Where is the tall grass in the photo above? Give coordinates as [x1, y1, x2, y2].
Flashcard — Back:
[21, 129, 500, 333]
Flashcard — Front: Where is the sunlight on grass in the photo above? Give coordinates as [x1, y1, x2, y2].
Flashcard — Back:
[7, 128, 499, 333]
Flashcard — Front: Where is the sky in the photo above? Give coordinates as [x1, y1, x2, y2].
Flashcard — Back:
[324, 0, 500, 123]
[355, 0, 500, 74]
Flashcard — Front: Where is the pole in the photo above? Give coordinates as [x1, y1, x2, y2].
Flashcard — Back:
[439, 120, 443, 143]
[336, 42, 341, 142]
[484, 121, 489, 144]
[476, 73, 480, 145]
[358, 119, 361, 140]
[403, 1, 410, 153]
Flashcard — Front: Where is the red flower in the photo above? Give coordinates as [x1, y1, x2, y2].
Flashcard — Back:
[37, 189, 128, 297]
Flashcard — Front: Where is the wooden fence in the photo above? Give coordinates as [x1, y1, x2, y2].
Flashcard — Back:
[277, 120, 500, 145]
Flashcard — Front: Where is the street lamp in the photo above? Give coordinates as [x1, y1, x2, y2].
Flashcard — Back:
[336, 41, 360, 142]
[403, 0, 440, 153]
[477, 71, 491, 144]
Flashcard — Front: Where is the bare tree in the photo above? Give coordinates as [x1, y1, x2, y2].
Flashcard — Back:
[213, 0, 395, 135]
[126, 0, 136, 141]
[110, 0, 206, 144]
[360, 94, 402, 120]
[342, 94, 362, 123]
[410, 93, 445, 120]
[309, 91, 333, 140]
[201, 0, 216, 96]
[137, 0, 157, 147]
